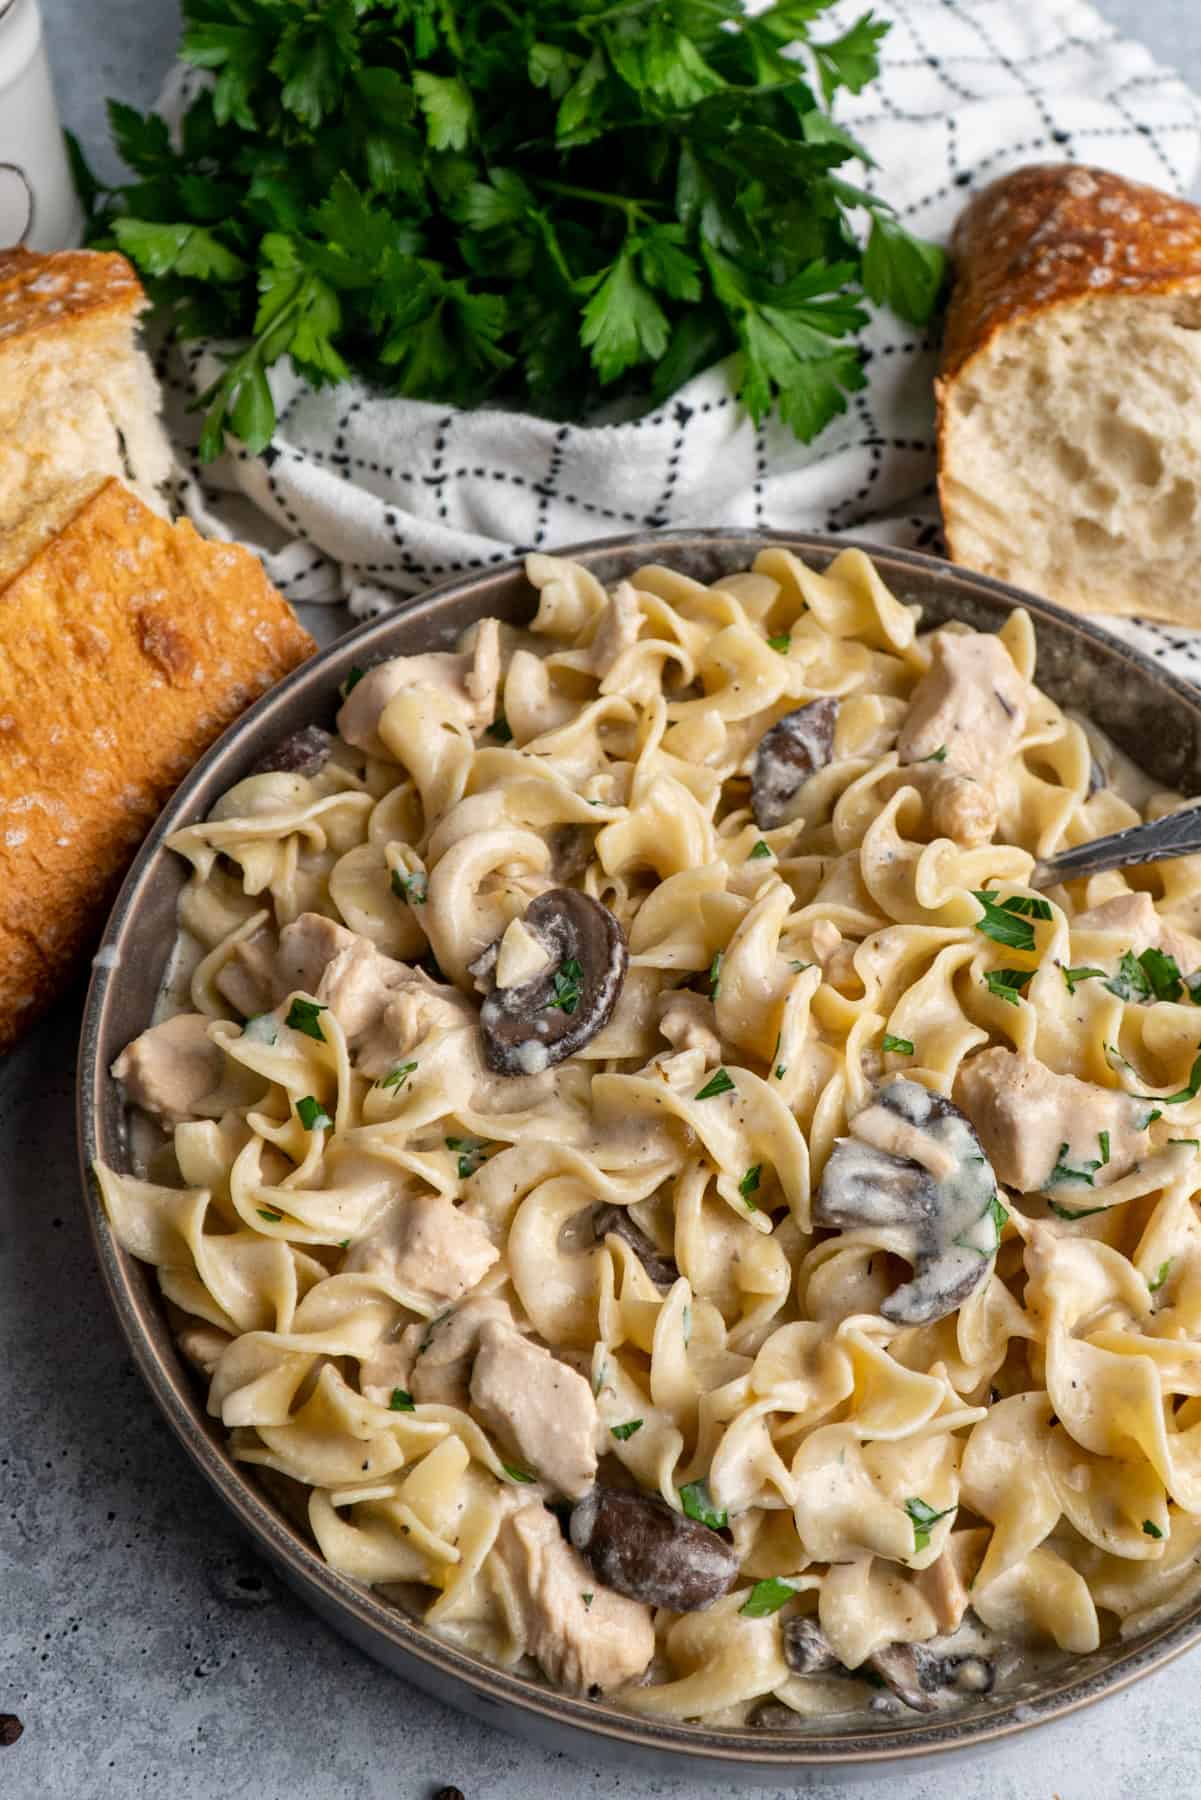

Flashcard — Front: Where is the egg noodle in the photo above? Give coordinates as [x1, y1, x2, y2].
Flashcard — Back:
[97, 547, 1201, 1723]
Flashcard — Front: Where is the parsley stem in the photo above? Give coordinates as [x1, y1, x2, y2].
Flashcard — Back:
[536, 178, 662, 224]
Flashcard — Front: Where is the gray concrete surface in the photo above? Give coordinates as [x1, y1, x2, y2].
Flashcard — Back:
[7, 2, 1201, 1797]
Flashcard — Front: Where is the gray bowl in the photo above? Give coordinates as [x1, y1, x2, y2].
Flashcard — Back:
[76, 529, 1201, 1777]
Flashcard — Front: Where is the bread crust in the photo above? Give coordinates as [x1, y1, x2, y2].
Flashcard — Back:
[0, 478, 314, 1051]
[936, 164, 1201, 566]
[0, 246, 146, 350]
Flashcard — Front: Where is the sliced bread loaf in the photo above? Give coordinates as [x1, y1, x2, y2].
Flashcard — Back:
[937, 164, 1201, 622]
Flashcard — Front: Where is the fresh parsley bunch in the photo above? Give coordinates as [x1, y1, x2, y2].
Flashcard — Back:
[81, 0, 945, 461]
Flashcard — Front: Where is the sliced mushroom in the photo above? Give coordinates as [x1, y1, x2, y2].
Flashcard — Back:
[591, 1204, 679, 1289]
[782, 1619, 995, 1711]
[471, 888, 628, 1076]
[813, 1077, 1001, 1326]
[249, 725, 335, 779]
[751, 698, 838, 831]
[569, 1486, 739, 1612]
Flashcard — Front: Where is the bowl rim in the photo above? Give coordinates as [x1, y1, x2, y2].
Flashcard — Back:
[75, 526, 1201, 1769]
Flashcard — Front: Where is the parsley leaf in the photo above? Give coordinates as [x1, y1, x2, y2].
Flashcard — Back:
[296, 1095, 332, 1131]
[767, 632, 791, 653]
[749, 840, 773, 860]
[1107, 945, 1186, 1005]
[393, 868, 427, 905]
[970, 891, 1039, 952]
[882, 1033, 914, 1055]
[695, 1067, 736, 1100]
[861, 212, 946, 327]
[1149, 1259, 1174, 1293]
[285, 997, 327, 1042]
[446, 1136, 491, 1179]
[983, 967, 1034, 1007]
[904, 1495, 955, 1553]
[1063, 965, 1106, 995]
[1048, 1142, 1101, 1187]
[388, 1388, 415, 1412]
[502, 1462, 536, 1484]
[708, 950, 723, 998]
[377, 1061, 418, 1091]
[257, 1207, 282, 1223]
[679, 1479, 727, 1531]
[739, 1577, 796, 1618]
[1142, 1519, 1164, 1540]
[547, 958, 584, 1015]
[739, 1164, 762, 1205]
[919, 745, 948, 763]
[610, 1420, 643, 1441]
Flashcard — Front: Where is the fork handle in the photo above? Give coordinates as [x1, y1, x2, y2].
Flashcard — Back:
[1032, 806, 1201, 889]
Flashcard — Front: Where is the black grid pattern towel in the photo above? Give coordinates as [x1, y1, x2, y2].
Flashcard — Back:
[163, 0, 1201, 673]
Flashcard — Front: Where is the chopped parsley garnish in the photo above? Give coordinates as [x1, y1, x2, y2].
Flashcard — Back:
[296, 1095, 332, 1131]
[378, 1061, 418, 1091]
[581, 1592, 594, 1610]
[242, 1012, 279, 1045]
[1149, 1259, 1174, 1293]
[775, 1064, 787, 1080]
[998, 894, 1054, 919]
[392, 867, 427, 905]
[1063, 965, 1106, 995]
[954, 1194, 1008, 1259]
[920, 745, 948, 763]
[257, 1207, 282, 1223]
[679, 1480, 727, 1531]
[883, 1034, 915, 1055]
[388, 1389, 415, 1412]
[748, 840, 773, 860]
[904, 1496, 955, 1552]
[502, 1462, 536, 1484]
[708, 950, 723, 999]
[338, 1238, 350, 1249]
[1128, 1046, 1201, 1107]
[739, 1164, 762, 1205]
[487, 714, 513, 743]
[610, 1420, 643, 1442]
[546, 957, 583, 1015]
[983, 967, 1034, 1007]
[1048, 1142, 1101, 1187]
[446, 1136, 491, 1179]
[1047, 1198, 1109, 1220]
[789, 959, 813, 973]
[1171, 1138, 1201, 1150]
[343, 665, 366, 695]
[695, 1067, 735, 1100]
[989, 1195, 1010, 1239]
[970, 891, 1042, 952]
[285, 997, 327, 1042]
[1106, 946, 1187, 1006]
[738, 1578, 797, 1618]
[1142, 1519, 1164, 1540]
[1098, 1130, 1111, 1166]
[1142, 1108, 1164, 1129]
[767, 633, 791, 654]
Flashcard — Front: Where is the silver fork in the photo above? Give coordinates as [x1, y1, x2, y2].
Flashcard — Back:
[1031, 807, 1201, 889]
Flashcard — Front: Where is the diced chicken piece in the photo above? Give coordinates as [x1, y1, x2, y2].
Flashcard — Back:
[215, 924, 278, 1018]
[111, 1013, 225, 1125]
[470, 1321, 599, 1499]
[1074, 891, 1201, 974]
[914, 1531, 987, 1633]
[354, 978, 477, 1081]
[898, 631, 1028, 780]
[408, 1297, 514, 1408]
[589, 580, 643, 678]
[954, 1047, 1149, 1194]
[336, 618, 501, 756]
[176, 1321, 233, 1378]
[345, 1194, 499, 1306]
[276, 912, 408, 1039]
[657, 989, 721, 1063]
[495, 1504, 655, 1694]
[924, 770, 997, 848]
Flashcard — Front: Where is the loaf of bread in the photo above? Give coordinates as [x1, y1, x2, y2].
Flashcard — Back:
[937, 164, 1201, 622]
[0, 476, 314, 1051]
[0, 245, 173, 533]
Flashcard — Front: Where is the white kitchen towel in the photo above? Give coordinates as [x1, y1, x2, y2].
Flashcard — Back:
[160, 0, 1201, 673]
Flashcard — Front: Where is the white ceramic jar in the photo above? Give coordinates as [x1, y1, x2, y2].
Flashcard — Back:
[0, 0, 83, 250]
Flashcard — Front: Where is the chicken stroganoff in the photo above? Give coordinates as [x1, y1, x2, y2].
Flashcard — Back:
[98, 547, 1201, 1725]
